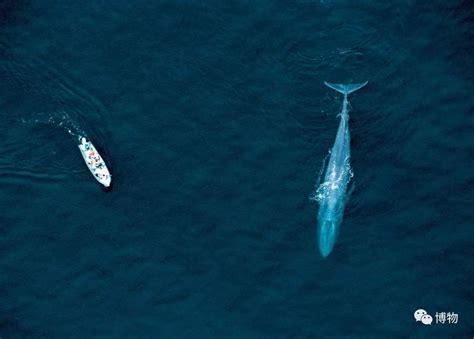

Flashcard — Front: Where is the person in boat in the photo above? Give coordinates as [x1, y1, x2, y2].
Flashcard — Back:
[83, 139, 91, 151]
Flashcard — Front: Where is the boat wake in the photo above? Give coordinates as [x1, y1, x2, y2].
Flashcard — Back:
[20, 110, 87, 139]
[0, 42, 107, 139]
[0, 43, 109, 184]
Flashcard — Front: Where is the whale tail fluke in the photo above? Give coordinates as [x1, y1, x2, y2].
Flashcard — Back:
[324, 81, 368, 95]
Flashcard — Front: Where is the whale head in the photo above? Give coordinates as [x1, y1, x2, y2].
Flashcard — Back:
[318, 219, 339, 257]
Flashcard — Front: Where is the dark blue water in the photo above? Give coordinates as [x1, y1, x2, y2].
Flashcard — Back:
[1, 1, 473, 337]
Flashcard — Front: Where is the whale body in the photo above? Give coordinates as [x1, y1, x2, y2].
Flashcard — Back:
[316, 81, 367, 257]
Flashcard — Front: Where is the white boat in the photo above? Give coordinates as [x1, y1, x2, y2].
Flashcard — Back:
[78, 137, 111, 188]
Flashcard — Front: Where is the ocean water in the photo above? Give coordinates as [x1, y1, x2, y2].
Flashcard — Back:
[0, 0, 473, 337]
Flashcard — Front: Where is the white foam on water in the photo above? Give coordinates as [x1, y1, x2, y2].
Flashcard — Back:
[310, 154, 353, 203]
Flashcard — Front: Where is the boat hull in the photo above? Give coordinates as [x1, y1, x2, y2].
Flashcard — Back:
[78, 137, 111, 187]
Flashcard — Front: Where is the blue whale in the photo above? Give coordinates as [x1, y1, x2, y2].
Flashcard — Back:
[316, 81, 367, 257]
